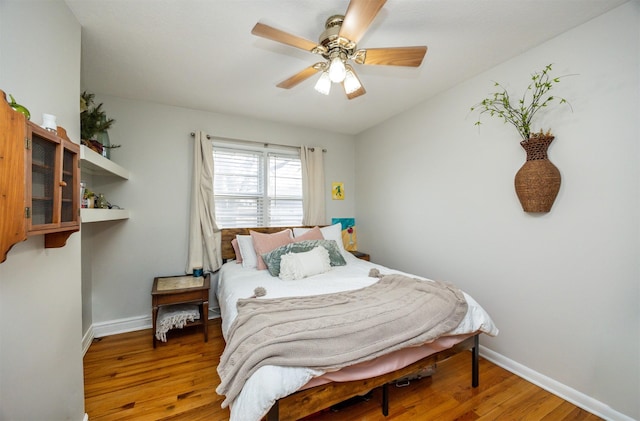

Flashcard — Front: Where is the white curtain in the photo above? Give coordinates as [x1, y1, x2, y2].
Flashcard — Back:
[186, 131, 222, 274]
[301, 146, 326, 225]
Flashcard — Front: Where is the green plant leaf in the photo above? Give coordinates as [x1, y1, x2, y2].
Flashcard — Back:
[469, 64, 573, 140]
[80, 91, 115, 141]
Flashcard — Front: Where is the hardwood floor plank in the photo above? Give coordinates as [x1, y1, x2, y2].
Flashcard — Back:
[408, 372, 521, 420]
[84, 319, 602, 420]
[542, 403, 605, 421]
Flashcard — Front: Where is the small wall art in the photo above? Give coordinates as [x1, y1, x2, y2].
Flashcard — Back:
[332, 217, 357, 251]
[332, 182, 344, 200]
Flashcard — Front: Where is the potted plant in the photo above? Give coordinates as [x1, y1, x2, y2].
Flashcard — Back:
[82, 187, 95, 209]
[80, 91, 119, 158]
[470, 64, 573, 212]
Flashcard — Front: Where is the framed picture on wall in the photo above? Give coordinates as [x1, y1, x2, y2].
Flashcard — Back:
[332, 217, 357, 251]
[332, 182, 344, 200]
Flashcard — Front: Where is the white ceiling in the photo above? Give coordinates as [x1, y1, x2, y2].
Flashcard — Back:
[65, 0, 627, 135]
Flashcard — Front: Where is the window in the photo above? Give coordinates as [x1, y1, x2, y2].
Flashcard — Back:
[213, 144, 303, 228]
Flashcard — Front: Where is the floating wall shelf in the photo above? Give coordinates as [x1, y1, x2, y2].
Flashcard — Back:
[80, 208, 129, 223]
[80, 145, 130, 223]
[80, 145, 129, 179]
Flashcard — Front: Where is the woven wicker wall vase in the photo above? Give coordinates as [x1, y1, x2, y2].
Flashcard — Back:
[514, 136, 561, 212]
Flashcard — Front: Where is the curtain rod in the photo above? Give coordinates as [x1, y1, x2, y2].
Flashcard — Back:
[189, 132, 326, 152]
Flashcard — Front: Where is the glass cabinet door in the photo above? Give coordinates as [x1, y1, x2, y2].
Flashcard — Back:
[29, 130, 59, 228]
[61, 146, 77, 223]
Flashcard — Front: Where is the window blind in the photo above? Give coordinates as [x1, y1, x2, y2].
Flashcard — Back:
[213, 145, 302, 228]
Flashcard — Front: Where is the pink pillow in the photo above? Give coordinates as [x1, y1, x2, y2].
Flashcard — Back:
[231, 238, 242, 264]
[250, 229, 293, 270]
[293, 226, 323, 242]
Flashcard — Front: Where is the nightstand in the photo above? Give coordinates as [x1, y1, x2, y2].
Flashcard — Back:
[350, 251, 370, 261]
[151, 273, 210, 348]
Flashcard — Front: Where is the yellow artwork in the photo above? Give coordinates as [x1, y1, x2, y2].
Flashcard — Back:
[332, 182, 344, 200]
[332, 218, 357, 251]
[342, 226, 357, 251]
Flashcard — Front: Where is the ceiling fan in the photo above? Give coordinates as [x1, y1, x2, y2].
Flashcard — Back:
[251, 0, 427, 99]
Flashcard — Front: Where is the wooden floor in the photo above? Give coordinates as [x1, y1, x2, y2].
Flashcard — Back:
[84, 318, 602, 421]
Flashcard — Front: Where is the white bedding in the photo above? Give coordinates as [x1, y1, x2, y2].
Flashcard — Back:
[217, 252, 498, 421]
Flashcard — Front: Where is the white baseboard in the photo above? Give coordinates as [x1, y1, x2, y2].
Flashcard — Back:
[480, 347, 635, 421]
[82, 413, 88, 421]
[209, 306, 221, 318]
[92, 314, 152, 338]
[81, 325, 94, 356]
[86, 308, 222, 341]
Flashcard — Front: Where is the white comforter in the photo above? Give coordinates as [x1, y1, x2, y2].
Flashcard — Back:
[217, 253, 498, 421]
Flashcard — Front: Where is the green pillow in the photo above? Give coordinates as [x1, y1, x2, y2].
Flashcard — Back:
[262, 239, 347, 277]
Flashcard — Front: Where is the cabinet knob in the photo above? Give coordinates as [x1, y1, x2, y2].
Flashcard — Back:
[59, 181, 67, 187]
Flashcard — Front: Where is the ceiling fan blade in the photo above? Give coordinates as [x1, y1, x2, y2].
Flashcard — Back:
[252, 22, 318, 52]
[356, 46, 427, 67]
[276, 64, 322, 89]
[339, 0, 387, 44]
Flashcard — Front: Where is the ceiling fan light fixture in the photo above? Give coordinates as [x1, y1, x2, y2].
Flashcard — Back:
[343, 67, 362, 94]
[328, 56, 347, 83]
[314, 72, 332, 95]
[251, 0, 428, 99]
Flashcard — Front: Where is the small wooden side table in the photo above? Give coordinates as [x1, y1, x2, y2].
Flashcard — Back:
[151, 273, 210, 348]
[350, 251, 370, 261]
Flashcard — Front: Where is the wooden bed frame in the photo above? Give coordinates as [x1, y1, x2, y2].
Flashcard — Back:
[220, 227, 315, 263]
[219, 227, 480, 421]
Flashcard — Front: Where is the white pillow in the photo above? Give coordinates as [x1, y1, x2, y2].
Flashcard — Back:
[279, 246, 331, 280]
[294, 223, 348, 258]
[236, 235, 258, 269]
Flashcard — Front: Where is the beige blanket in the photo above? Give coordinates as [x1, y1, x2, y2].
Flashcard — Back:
[216, 274, 468, 407]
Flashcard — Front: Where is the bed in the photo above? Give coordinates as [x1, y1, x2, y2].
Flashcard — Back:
[216, 225, 498, 421]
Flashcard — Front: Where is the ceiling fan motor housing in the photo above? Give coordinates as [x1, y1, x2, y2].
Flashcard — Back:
[318, 15, 356, 61]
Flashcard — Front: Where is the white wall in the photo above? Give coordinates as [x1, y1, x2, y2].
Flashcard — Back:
[355, 3, 639, 420]
[82, 95, 356, 330]
[0, 1, 85, 420]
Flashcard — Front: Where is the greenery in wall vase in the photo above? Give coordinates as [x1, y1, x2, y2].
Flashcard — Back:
[470, 64, 574, 213]
[470, 64, 572, 140]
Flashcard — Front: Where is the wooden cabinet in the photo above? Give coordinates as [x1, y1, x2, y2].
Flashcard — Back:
[27, 124, 80, 239]
[0, 90, 80, 263]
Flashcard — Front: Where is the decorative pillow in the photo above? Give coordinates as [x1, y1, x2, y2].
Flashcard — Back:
[236, 235, 257, 269]
[294, 223, 348, 258]
[262, 239, 347, 277]
[292, 226, 323, 242]
[279, 246, 331, 281]
[231, 238, 242, 264]
[250, 229, 293, 270]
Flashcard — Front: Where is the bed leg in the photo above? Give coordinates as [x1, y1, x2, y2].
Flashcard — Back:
[472, 334, 479, 388]
[382, 383, 389, 416]
[266, 400, 279, 421]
